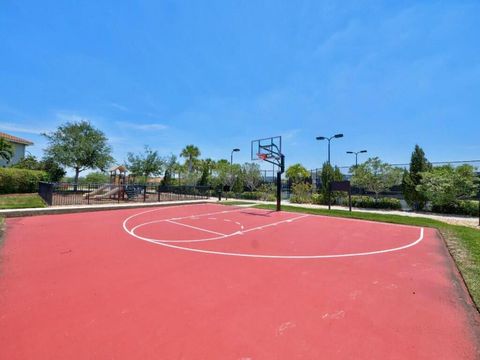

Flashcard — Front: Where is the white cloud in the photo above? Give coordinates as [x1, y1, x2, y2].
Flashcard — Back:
[109, 102, 129, 112]
[116, 121, 168, 131]
[0, 122, 50, 135]
[282, 128, 301, 140]
[56, 112, 90, 123]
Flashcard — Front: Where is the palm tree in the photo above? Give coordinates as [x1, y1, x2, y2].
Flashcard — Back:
[180, 145, 201, 173]
[0, 138, 14, 163]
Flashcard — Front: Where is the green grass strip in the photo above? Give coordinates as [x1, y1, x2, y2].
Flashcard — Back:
[254, 204, 480, 310]
[0, 194, 46, 209]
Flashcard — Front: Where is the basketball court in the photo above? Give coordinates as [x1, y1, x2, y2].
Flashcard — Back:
[1, 203, 479, 359]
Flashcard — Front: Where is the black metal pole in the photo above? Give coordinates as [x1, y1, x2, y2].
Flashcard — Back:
[328, 185, 331, 210]
[276, 171, 281, 211]
[327, 139, 331, 165]
[349, 188, 352, 212]
[355, 153, 358, 167]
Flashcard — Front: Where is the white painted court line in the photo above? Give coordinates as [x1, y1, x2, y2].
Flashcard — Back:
[125, 205, 268, 225]
[123, 214, 425, 259]
[240, 214, 309, 234]
[122, 207, 425, 259]
[128, 213, 309, 243]
[166, 220, 227, 236]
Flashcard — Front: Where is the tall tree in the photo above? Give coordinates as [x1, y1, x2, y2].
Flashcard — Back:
[198, 158, 216, 186]
[242, 162, 262, 191]
[126, 146, 164, 183]
[180, 145, 201, 173]
[0, 138, 14, 163]
[286, 163, 309, 184]
[226, 163, 243, 192]
[417, 164, 478, 209]
[212, 159, 230, 190]
[351, 157, 403, 200]
[162, 154, 178, 186]
[402, 145, 431, 210]
[43, 121, 113, 184]
[320, 162, 343, 197]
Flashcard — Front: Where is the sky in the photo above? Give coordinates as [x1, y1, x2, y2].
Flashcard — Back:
[0, 0, 479, 174]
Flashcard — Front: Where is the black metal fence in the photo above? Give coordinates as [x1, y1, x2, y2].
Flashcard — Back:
[38, 182, 211, 206]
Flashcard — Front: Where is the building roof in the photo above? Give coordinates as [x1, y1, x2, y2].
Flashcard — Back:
[0, 132, 33, 145]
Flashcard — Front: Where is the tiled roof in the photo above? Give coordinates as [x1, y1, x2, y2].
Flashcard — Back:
[0, 132, 34, 145]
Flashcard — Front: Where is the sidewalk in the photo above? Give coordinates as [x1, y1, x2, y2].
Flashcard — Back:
[223, 198, 480, 228]
[0, 198, 217, 217]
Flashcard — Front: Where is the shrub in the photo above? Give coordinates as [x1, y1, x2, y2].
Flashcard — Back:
[257, 183, 276, 201]
[81, 172, 110, 184]
[339, 196, 402, 210]
[290, 183, 313, 204]
[417, 165, 477, 209]
[0, 168, 48, 194]
[239, 191, 262, 200]
[311, 193, 326, 205]
[431, 200, 479, 217]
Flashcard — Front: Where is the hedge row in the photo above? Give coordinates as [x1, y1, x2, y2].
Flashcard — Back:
[290, 193, 402, 210]
[431, 200, 479, 217]
[0, 168, 48, 194]
[341, 196, 402, 210]
[223, 191, 276, 202]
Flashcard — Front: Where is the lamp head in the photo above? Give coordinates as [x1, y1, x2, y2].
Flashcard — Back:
[346, 151, 354, 154]
[334, 133, 344, 138]
[233, 148, 240, 152]
[316, 136, 326, 141]
[360, 150, 367, 153]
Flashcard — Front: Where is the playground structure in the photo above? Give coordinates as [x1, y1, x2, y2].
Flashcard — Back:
[83, 166, 135, 200]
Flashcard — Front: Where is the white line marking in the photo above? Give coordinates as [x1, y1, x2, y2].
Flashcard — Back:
[122, 206, 426, 259]
[166, 220, 227, 236]
[129, 214, 309, 243]
[125, 206, 255, 225]
[124, 219, 425, 259]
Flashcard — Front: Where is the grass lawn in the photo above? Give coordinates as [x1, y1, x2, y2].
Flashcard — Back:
[0, 194, 46, 209]
[254, 204, 480, 311]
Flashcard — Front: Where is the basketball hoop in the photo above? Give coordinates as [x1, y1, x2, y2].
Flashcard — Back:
[257, 153, 268, 161]
[251, 135, 285, 212]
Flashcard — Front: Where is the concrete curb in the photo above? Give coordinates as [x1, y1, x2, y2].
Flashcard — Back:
[0, 199, 217, 218]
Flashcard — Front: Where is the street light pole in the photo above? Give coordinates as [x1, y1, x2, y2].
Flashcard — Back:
[230, 148, 240, 165]
[316, 133, 344, 165]
[346, 150, 367, 167]
[316, 133, 344, 210]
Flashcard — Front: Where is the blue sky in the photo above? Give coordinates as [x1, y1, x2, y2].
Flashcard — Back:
[1, 0, 479, 173]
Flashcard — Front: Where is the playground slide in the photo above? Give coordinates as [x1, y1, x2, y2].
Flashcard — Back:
[93, 186, 121, 199]
[83, 184, 111, 198]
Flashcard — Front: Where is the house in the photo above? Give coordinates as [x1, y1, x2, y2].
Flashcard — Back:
[0, 131, 34, 167]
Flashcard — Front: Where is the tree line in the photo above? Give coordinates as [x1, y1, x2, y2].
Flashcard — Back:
[286, 145, 478, 214]
[5, 120, 265, 191]
[3, 120, 478, 214]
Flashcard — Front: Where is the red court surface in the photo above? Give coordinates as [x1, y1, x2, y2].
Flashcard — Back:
[1, 203, 479, 359]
